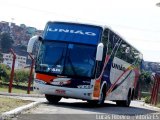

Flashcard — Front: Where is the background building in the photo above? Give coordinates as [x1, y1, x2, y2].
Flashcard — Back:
[2, 53, 27, 69]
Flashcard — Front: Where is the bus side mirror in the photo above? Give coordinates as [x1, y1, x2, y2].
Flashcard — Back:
[96, 43, 104, 61]
[27, 35, 42, 53]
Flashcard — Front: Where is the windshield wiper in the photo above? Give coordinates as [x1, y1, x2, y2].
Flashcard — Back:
[64, 49, 77, 76]
[67, 56, 77, 75]
[54, 48, 66, 66]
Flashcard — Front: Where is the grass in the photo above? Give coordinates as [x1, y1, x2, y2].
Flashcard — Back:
[0, 97, 32, 114]
[0, 85, 34, 94]
[141, 91, 160, 108]
[156, 103, 160, 108]
[1, 81, 31, 87]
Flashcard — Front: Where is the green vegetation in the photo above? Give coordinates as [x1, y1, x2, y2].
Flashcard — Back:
[156, 103, 160, 108]
[0, 97, 32, 113]
[0, 85, 34, 94]
[0, 53, 3, 63]
[19, 45, 27, 51]
[0, 64, 10, 83]
[139, 70, 152, 92]
[14, 70, 31, 86]
[0, 32, 14, 53]
[0, 64, 34, 94]
[0, 64, 33, 85]
[139, 71, 160, 108]
[144, 96, 151, 104]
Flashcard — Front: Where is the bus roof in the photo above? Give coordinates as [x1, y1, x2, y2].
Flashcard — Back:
[44, 21, 142, 54]
[46, 21, 103, 29]
[103, 25, 142, 54]
[43, 21, 103, 45]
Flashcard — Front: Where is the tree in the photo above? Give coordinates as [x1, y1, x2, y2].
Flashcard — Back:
[0, 64, 10, 83]
[139, 70, 152, 92]
[0, 32, 14, 53]
[0, 52, 3, 63]
[14, 70, 30, 86]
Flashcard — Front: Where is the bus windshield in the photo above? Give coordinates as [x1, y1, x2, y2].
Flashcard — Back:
[36, 41, 96, 78]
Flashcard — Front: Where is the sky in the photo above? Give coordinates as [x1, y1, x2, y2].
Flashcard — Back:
[0, 0, 160, 62]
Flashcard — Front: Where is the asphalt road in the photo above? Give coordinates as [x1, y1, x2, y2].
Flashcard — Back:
[14, 98, 160, 120]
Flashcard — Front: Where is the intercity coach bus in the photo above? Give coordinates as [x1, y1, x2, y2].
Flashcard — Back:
[27, 21, 143, 107]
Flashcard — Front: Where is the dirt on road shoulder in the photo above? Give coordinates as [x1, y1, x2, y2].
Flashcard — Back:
[0, 97, 32, 114]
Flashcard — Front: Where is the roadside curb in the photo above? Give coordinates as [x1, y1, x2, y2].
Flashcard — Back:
[134, 100, 160, 111]
[1, 101, 42, 120]
[143, 103, 160, 111]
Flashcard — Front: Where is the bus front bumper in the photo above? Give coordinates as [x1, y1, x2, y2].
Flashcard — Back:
[33, 80, 94, 100]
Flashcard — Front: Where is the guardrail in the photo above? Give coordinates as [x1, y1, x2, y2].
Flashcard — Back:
[8, 49, 16, 93]
[150, 73, 160, 105]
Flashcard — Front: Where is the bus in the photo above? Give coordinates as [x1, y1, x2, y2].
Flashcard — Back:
[27, 21, 143, 107]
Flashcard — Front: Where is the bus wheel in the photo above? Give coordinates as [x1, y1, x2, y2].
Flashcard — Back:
[87, 86, 106, 106]
[116, 92, 131, 107]
[97, 87, 106, 105]
[87, 100, 98, 105]
[45, 94, 62, 104]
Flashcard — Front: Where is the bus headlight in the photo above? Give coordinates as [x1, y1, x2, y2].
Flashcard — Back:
[34, 79, 46, 84]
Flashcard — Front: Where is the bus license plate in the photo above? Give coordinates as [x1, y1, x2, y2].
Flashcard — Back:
[55, 89, 66, 94]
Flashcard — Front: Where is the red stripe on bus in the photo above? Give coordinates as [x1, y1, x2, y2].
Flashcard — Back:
[36, 73, 56, 83]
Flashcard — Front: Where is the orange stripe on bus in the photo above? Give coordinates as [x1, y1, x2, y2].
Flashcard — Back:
[93, 79, 101, 98]
[93, 55, 110, 98]
[36, 73, 56, 83]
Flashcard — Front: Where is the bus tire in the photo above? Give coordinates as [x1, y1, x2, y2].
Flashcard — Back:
[87, 85, 107, 106]
[116, 90, 131, 107]
[87, 100, 98, 105]
[97, 86, 106, 105]
[131, 89, 135, 100]
[45, 94, 62, 104]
